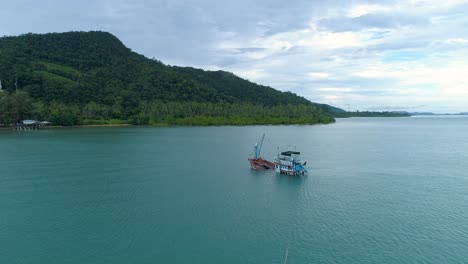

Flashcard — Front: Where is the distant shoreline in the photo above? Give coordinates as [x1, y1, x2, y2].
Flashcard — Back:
[5, 114, 467, 130]
[0, 121, 336, 130]
[411, 114, 468, 116]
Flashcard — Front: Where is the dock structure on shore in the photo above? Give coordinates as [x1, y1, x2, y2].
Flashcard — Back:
[14, 120, 52, 131]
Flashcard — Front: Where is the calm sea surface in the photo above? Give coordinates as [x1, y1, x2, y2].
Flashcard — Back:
[1, 117, 468, 263]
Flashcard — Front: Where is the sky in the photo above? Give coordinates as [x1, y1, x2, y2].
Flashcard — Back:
[1, 0, 468, 112]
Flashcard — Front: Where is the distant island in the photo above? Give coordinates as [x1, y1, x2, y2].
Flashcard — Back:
[0, 31, 339, 126]
[334, 111, 411, 118]
[335, 111, 468, 118]
[410, 112, 468, 116]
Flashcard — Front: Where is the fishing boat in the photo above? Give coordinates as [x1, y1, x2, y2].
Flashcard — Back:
[274, 150, 308, 175]
[248, 134, 275, 170]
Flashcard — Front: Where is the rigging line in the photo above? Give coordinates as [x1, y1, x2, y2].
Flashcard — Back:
[283, 247, 289, 264]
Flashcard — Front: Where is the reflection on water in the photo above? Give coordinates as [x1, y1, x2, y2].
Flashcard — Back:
[274, 173, 307, 185]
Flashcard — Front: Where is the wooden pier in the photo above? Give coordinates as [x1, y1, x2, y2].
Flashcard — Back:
[14, 120, 52, 131]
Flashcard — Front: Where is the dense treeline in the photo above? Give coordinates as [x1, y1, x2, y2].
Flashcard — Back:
[0, 91, 334, 126]
[0, 31, 336, 126]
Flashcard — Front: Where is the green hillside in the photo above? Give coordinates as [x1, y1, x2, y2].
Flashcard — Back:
[0, 31, 337, 126]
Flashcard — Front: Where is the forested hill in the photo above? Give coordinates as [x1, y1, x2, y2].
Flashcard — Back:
[0, 31, 337, 125]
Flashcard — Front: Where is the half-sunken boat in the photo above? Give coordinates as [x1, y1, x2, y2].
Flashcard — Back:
[248, 134, 275, 170]
[274, 150, 308, 175]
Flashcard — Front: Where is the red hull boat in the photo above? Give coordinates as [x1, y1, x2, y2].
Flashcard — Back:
[248, 157, 275, 170]
[248, 134, 275, 170]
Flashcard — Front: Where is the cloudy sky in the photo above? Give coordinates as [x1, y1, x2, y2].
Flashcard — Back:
[2, 0, 468, 112]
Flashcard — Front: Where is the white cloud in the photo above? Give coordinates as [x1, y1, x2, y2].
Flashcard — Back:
[444, 38, 468, 45]
[307, 72, 330, 79]
[317, 87, 354, 92]
[302, 31, 368, 49]
[409, 0, 468, 9]
[348, 4, 390, 18]
[3, 0, 468, 112]
[323, 95, 341, 102]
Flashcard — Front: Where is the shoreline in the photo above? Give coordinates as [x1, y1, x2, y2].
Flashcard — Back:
[0, 121, 335, 130]
[67, 122, 334, 128]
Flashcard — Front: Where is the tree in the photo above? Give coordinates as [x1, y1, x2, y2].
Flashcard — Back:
[0, 90, 35, 124]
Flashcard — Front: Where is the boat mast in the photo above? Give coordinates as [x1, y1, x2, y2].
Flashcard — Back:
[254, 133, 265, 159]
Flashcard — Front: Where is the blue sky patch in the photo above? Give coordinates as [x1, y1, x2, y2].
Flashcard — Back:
[383, 51, 427, 62]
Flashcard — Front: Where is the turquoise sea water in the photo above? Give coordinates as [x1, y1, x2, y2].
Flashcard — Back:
[1, 117, 468, 263]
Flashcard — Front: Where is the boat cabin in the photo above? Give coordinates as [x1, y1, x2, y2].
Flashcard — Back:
[275, 151, 307, 175]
